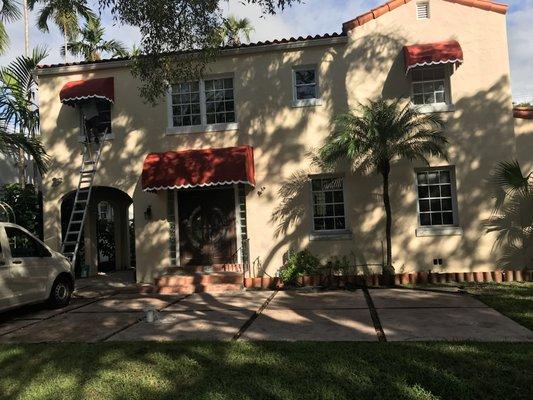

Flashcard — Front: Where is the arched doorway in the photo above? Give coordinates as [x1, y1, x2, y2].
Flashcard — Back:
[60, 186, 134, 277]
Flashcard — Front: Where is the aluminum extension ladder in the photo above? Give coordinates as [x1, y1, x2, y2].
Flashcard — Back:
[60, 134, 106, 268]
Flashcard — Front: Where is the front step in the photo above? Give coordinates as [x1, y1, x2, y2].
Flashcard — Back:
[155, 272, 244, 295]
[167, 264, 243, 274]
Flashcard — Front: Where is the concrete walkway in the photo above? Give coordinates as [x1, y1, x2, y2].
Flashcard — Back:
[1, 287, 532, 343]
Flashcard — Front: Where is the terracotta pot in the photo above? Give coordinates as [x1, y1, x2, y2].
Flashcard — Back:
[394, 274, 401, 286]
[514, 270, 524, 282]
[464, 272, 474, 283]
[401, 273, 410, 285]
[504, 271, 513, 282]
[513, 106, 533, 119]
[445, 273, 454, 283]
[302, 275, 312, 287]
[474, 272, 484, 283]
[493, 271, 503, 283]
[372, 274, 380, 287]
[261, 277, 271, 289]
[483, 272, 493, 282]
[253, 277, 262, 288]
[244, 277, 254, 288]
[455, 273, 464, 283]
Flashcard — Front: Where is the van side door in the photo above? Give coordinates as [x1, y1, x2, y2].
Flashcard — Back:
[4, 226, 52, 303]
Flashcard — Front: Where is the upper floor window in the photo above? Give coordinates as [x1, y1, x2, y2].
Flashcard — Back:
[169, 77, 236, 130]
[311, 176, 346, 232]
[416, 167, 458, 227]
[411, 67, 448, 106]
[294, 68, 317, 100]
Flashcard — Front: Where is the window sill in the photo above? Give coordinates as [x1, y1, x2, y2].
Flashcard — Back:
[411, 103, 455, 114]
[310, 230, 352, 241]
[415, 226, 463, 237]
[166, 122, 238, 135]
[292, 98, 323, 108]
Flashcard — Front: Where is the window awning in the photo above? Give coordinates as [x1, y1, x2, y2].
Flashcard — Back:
[59, 77, 115, 106]
[403, 40, 463, 74]
[142, 145, 255, 191]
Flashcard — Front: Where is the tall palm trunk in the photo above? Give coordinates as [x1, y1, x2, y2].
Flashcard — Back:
[380, 161, 394, 284]
[63, 23, 68, 63]
[23, 0, 29, 56]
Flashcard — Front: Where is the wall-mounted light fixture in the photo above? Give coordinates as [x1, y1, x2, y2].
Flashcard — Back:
[144, 205, 152, 221]
[51, 177, 63, 187]
[256, 186, 266, 197]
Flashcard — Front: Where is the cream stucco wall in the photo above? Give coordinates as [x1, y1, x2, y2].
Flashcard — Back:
[37, 0, 523, 283]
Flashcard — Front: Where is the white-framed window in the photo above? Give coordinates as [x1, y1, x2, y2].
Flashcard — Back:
[311, 176, 346, 232]
[292, 66, 322, 107]
[416, 2, 430, 20]
[411, 67, 449, 106]
[416, 167, 458, 227]
[167, 75, 237, 133]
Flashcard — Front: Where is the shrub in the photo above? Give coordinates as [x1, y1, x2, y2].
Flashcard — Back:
[0, 183, 40, 234]
[279, 249, 320, 284]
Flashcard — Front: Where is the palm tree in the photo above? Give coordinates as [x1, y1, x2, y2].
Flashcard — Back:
[62, 17, 128, 61]
[0, 0, 21, 54]
[219, 15, 254, 46]
[0, 47, 50, 181]
[28, 0, 95, 62]
[486, 160, 532, 269]
[318, 99, 447, 281]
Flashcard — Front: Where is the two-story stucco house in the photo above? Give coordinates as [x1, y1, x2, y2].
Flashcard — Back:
[36, 0, 526, 292]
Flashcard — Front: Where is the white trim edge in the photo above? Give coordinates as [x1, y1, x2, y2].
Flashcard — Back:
[415, 226, 463, 237]
[406, 59, 463, 75]
[144, 180, 254, 192]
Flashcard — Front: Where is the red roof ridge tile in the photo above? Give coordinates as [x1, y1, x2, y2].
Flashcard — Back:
[342, 0, 508, 32]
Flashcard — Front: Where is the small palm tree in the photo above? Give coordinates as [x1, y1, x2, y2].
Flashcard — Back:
[219, 15, 254, 46]
[0, 0, 21, 54]
[486, 160, 532, 269]
[0, 47, 50, 179]
[62, 17, 128, 61]
[318, 99, 447, 281]
[28, 0, 96, 62]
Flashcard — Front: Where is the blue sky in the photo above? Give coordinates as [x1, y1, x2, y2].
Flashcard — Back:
[1, 0, 531, 102]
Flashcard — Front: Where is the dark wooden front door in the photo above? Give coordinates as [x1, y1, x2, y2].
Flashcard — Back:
[178, 188, 237, 266]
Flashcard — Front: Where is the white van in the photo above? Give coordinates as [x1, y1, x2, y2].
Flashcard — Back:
[0, 222, 74, 312]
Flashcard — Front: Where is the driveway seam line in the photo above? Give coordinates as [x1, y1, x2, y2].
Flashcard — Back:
[233, 290, 278, 341]
[362, 287, 387, 342]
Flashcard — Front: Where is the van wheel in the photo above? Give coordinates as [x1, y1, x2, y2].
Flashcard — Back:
[48, 276, 72, 308]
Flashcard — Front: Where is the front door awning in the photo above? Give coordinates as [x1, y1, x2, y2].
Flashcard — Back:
[141, 145, 255, 191]
[403, 40, 463, 74]
[59, 77, 115, 106]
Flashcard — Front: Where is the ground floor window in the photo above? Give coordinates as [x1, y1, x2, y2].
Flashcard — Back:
[311, 176, 346, 231]
[416, 167, 458, 227]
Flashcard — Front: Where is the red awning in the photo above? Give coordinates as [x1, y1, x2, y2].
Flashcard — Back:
[142, 145, 255, 191]
[59, 77, 115, 106]
[403, 40, 463, 73]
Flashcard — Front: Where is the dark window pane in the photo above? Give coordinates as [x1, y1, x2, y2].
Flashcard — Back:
[418, 186, 429, 199]
[295, 70, 315, 85]
[429, 186, 440, 198]
[427, 172, 439, 184]
[215, 101, 225, 112]
[226, 112, 235, 123]
[417, 172, 427, 184]
[325, 205, 334, 217]
[206, 103, 215, 113]
[431, 213, 443, 225]
[420, 213, 431, 226]
[335, 218, 346, 230]
[419, 199, 430, 212]
[296, 85, 316, 100]
[430, 199, 442, 212]
[441, 198, 453, 211]
[333, 191, 344, 203]
[206, 114, 216, 124]
[226, 101, 235, 111]
[443, 212, 454, 225]
[441, 185, 452, 197]
[325, 218, 334, 230]
[440, 170, 451, 183]
[216, 113, 226, 123]
[334, 204, 344, 216]
[191, 115, 202, 125]
[325, 192, 333, 203]
[182, 116, 191, 126]
[314, 219, 325, 231]
[224, 78, 233, 88]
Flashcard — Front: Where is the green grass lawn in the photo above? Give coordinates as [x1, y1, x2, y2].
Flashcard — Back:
[460, 282, 533, 330]
[0, 342, 532, 400]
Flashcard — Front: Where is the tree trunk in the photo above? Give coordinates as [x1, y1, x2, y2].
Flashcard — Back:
[23, 0, 29, 57]
[381, 162, 394, 285]
[63, 24, 68, 63]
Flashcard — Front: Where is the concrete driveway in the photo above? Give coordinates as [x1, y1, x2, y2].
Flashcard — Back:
[1, 287, 532, 343]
